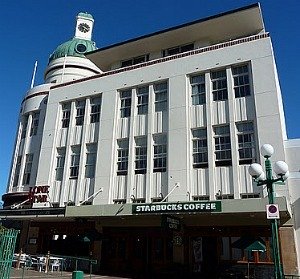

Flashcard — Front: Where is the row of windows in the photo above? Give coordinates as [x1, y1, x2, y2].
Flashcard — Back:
[120, 43, 194, 68]
[120, 82, 167, 118]
[117, 134, 167, 175]
[192, 122, 255, 168]
[61, 97, 101, 128]
[55, 144, 97, 180]
[119, 64, 250, 119]
[191, 64, 251, 105]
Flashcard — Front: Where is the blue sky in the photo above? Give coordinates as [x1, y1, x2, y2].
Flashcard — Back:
[0, 0, 299, 199]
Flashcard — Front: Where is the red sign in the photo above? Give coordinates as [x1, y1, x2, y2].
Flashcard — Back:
[28, 186, 50, 203]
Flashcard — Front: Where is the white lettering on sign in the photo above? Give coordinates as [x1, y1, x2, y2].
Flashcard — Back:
[133, 202, 221, 214]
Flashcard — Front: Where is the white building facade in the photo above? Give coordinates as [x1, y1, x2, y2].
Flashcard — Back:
[2, 4, 300, 278]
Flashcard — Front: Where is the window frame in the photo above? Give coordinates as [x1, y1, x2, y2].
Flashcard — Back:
[137, 86, 149, 115]
[211, 70, 228, 101]
[75, 101, 85, 126]
[55, 148, 66, 181]
[85, 144, 97, 178]
[154, 82, 168, 112]
[236, 122, 255, 165]
[191, 74, 206, 105]
[120, 90, 132, 118]
[153, 136, 167, 173]
[70, 147, 81, 179]
[214, 125, 232, 166]
[117, 140, 129, 175]
[22, 154, 33, 185]
[192, 128, 208, 168]
[90, 98, 101, 123]
[232, 65, 251, 98]
[30, 111, 40, 136]
[62, 104, 71, 128]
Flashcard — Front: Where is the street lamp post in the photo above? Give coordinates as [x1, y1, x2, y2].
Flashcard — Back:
[248, 144, 289, 279]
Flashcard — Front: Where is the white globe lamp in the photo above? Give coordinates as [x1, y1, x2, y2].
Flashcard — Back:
[248, 163, 264, 178]
[261, 144, 274, 158]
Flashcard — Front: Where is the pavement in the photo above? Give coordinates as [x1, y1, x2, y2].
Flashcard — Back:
[9, 268, 131, 279]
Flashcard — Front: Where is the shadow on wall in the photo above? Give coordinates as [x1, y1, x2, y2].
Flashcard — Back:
[292, 197, 300, 230]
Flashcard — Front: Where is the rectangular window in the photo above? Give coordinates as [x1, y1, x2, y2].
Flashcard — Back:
[154, 82, 168, 112]
[233, 65, 251, 98]
[137, 86, 149, 115]
[163, 43, 194, 57]
[214, 125, 231, 166]
[237, 122, 255, 164]
[120, 90, 131, 118]
[13, 156, 22, 187]
[70, 146, 81, 179]
[90, 97, 101, 123]
[153, 134, 167, 172]
[22, 154, 33, 185]
[192, 128, 208, 168]
[55, 148, 65, 181]
[62, 103, 71, 128]
[121, 54, 149, 68]
[135, 137, 147, 174]
[30, 111, 40, 136]
[117, 139, 129, 175]
[211, 70, 228, 101]
[75, 100, 85, 126]
[191, 75, 206, 105]
[21, 115, 29, 139]
[85, 144, 97, 178]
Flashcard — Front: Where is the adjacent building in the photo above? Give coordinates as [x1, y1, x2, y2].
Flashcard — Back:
[2, 3, 300, 278]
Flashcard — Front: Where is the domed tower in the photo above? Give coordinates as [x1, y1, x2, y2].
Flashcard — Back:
[45, 12, 101, 84]
[3, 12, 100, 209]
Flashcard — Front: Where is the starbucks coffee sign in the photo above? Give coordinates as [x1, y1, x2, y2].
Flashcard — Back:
[132, 201, 221, 214]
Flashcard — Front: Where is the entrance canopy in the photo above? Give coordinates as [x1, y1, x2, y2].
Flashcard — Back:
[232, 237, 266, 252]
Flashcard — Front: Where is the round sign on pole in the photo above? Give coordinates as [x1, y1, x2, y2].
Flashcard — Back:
[266, 204, 279, 219]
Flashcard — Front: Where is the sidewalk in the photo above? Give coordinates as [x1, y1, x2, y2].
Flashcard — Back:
[9, 268, 130, 279]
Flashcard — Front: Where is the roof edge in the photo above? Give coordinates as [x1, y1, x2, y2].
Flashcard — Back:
[87, 3, 260, 56]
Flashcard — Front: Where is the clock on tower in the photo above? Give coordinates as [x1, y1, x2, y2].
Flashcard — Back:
[74, 12, 94, 40]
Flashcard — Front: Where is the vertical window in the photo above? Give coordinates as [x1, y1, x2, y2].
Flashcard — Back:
[117, 139, 129, 175]
[55, 148, 65, 181]
[153, 134, 167, 172]
[85, 144, 97, 178]
[76, 100, 85, 126]
[21, 115, 29, 139]
[211, 70, 228, 101]
[192, 128, 208, 168]
[237, 122, 255, 164]
[70, 146, 81, 179]
[233, 65, 251, 98]
[30, 111, 40, 136]
[62, 103, 71, 128]
[13, 156, 22, 187]
[137, 86, 149, 115]
[135, 137, 147, 174]
[154, 82, 168, 112]
[90, 97, 101, 123]
[120, 90, 131, 118]
[214, 125, 231, 166]
[191, 74, 206, 105]
[22, 154, 33, 185]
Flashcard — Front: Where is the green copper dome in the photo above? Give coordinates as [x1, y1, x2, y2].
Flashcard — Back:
[48, 38, 97, 63]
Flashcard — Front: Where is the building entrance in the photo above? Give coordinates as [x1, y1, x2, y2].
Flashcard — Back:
[101, 227, 173, 277]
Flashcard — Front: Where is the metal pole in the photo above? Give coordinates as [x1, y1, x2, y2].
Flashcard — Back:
[265, 158, 284, 279]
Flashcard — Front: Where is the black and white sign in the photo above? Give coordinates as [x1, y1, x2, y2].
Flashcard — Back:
[266, 204, 279, 219]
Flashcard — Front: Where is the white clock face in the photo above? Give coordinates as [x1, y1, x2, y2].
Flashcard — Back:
[78, 23, 90, 33]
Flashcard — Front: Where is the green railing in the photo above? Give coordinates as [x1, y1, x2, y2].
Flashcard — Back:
[0, 227, 19, 279]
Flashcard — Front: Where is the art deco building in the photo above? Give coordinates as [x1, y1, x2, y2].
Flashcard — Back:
[2, 4, 300, 277]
